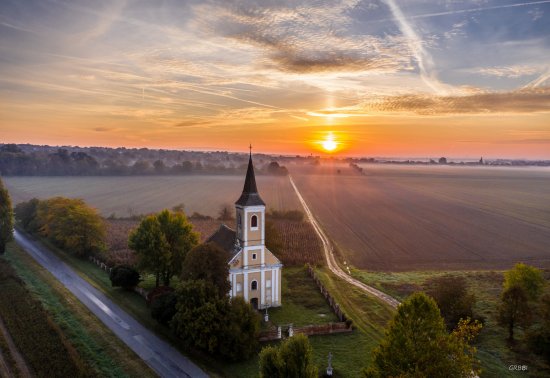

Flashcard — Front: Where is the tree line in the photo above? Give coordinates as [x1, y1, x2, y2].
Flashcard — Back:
[0, 144, 289, 176]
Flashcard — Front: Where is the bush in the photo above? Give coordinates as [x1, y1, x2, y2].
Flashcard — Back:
[146, 286, 175, 305]
[109, 265, 140, 289]
[151, 292, 178, 325]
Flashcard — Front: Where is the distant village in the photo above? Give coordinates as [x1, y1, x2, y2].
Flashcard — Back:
[1, 143, 549, 176]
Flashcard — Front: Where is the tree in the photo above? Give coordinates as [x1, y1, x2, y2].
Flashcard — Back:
[0, 178, 14, 254]
[364, 292, 481, 378]
[110, 265, 140, 289]
[217, 204, 234, 221]
[527, 293, 550, 363]
[259, 334, 318, 378]
[218, 296, 261, 361]
[14, 198, 40, 232]
[497, 285, 532, 342]
[426, 275, 476, 330]
[151, 291, 178, 325]
[129, 210, 198, 287]
[153, 159, 165, 174]
[182, 243, 231, 297]
[504, 263, 545, 301]
[171, 280, 228, 354]
[37, 197, 106, 257]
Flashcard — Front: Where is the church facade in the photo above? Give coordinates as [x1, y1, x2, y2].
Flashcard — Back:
[207, 153, 282, 310]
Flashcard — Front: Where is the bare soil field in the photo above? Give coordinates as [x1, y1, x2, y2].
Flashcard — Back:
[289, 164, 550, 271]
[4, 175, 301, 217]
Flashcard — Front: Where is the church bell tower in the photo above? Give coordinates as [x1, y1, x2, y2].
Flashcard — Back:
[235, 148, 265, 250]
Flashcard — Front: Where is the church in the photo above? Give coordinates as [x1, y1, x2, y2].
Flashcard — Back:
[207, 152, 282, 310]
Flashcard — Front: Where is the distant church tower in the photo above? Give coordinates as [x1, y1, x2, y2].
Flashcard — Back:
[208, 148, 282, 310]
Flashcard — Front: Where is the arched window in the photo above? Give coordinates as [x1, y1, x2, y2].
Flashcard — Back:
[251, 280, 258, 290]
[251, 215, 258, 228]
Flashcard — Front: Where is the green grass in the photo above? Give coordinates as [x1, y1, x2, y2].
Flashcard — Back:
[268, 267, 338, 326]
[351, 269, 550, 378]
[4, 242, 155, 378]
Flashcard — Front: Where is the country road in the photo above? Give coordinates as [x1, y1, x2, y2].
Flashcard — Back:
[14, 230, 208, 378]
[289, 176, 401, 309]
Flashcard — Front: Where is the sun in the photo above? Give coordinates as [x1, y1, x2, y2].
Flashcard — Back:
[321, 133, 338, 152]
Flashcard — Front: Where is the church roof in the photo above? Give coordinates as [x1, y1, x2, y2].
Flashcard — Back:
[206, 224, 238, 257]
[235, 154, 265, 207]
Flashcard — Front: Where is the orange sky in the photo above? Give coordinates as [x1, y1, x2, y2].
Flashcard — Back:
[1, 1, 550, 159]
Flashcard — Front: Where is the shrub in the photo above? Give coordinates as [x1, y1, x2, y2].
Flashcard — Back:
[109, 265, 140, 289]
[151, 292, 178, 325]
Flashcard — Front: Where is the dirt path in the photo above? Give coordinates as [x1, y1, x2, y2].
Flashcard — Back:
[289, 175, 400, 309]
[0, 316, 33, 378]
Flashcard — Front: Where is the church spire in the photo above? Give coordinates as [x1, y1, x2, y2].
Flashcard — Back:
[235, 147, 265, 206]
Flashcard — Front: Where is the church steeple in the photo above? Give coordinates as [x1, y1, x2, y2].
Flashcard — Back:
[235, 149, 265, 206]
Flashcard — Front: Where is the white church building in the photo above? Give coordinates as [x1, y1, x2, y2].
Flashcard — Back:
[207, 152, 282, 310]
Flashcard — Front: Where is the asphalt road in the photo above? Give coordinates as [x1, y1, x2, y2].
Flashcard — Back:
[14, 230, 208, 378]
[289, 176, 401, 309]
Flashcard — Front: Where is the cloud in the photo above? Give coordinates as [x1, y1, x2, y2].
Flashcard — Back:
[474, 65, 541, 78]
[367, 87, 550, 115]
[195, 1, 412, 75]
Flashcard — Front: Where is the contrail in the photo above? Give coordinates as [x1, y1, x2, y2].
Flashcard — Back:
[401, 0, 550, 21]
[524, 67, 550, 88]
[382, 0, 450, 95]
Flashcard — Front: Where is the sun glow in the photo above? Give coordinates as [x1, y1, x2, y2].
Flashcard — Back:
[322, 133, 338, 152]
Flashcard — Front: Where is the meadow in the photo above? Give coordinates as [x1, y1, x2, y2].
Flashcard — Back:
[289, 164, 550, 271]
[351, 268, 550, 377]
[4, 174, 302, 217]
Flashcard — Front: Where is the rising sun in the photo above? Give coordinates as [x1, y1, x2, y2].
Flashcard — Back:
[322, 134, 338, 152]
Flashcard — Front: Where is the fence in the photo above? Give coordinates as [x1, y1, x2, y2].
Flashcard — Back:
[259, 322, 352, 341]
[88, 256, 148, 299]
[307, 264, 352, 325]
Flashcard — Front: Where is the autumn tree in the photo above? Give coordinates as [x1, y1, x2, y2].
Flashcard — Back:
[0, 178, 14, 254]
[129, 209, 198, 287]
[504, 263, 545, 301]
[364, 292, 481, 378]
[259, 334, 318, 378]
[181, 242, 231, 296]
[36, 197, 106, 257]
[426, 275, 476, 330]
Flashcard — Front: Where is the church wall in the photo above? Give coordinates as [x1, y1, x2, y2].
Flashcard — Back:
[246, 210, 263, 246]
[245, 247, 263, 267]
[247, 271, 261, 303]
[264, 249, 279, 265]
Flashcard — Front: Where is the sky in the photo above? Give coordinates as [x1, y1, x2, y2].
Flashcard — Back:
[1, 0, 549, 158]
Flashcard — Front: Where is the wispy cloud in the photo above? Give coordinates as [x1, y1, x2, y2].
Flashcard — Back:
[381, 0, 451, 95]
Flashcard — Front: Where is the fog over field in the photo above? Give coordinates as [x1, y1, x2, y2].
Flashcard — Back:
[290, 164, 550, 271]
[4, 175, 301, 217]
[5, 165, 550, 271]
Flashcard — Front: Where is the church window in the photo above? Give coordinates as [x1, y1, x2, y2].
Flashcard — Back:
[236, 283, 242, 292]
[252, 253, 257, 260]
[266, 279, 272, 288]
[251, 280, 258, 290]
[251, 215, 258, 228]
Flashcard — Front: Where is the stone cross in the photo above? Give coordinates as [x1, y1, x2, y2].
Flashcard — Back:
[327, 352, 333, 376]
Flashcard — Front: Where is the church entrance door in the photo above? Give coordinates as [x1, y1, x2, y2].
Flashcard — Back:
[250, 298, 259, 310]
